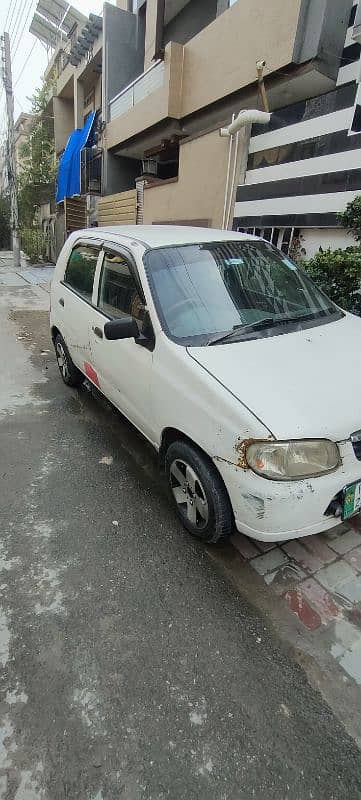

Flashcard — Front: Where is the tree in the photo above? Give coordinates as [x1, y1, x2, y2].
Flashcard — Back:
[338, 196, 361, 243]
[18, 79, 56, 228]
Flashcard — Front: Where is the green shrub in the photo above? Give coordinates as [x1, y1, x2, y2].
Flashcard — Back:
[20, 228, 48, 264]
[339, 197, 361, 242]
[303, 246, 361, 314]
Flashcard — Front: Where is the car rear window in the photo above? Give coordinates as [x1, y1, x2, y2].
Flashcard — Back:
[64, 244, 99, 302]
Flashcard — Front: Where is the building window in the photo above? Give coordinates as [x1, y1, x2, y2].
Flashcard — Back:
[236, 227, 299, 255]
[349, 83, 361, 135]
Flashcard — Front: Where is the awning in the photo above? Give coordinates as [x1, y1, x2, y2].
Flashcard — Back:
[56, 111, 96, 203]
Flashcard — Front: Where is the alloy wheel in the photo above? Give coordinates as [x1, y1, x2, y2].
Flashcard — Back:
[170, 458, 209, 530]
[56, 341, 70, 381]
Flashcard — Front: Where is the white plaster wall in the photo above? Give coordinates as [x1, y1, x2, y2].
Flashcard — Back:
[300, 228, 357, 259]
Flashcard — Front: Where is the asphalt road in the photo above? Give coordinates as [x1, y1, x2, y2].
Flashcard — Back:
[1, 305, 361, 799]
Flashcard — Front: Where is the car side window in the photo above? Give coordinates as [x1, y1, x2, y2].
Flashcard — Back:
[98, 252, 144, 323]
[64, 244, 99, 302]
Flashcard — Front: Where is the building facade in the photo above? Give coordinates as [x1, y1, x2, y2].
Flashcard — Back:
[234, 2, 361, 257]
[105, 0, 350, 232]
[31, 0, 353, 255]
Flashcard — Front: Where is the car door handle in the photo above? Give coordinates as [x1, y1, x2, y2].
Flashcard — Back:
[92, 326, 103, 339]
[59, 297, 64, 307]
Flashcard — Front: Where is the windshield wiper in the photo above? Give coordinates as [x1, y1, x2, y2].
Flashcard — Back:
[206, 311, 331, 346]
[206, 317, 275, 346]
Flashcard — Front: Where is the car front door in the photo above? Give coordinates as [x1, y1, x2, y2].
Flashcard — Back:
[59, 239, 102, 373]
[88, 245, 156, 443]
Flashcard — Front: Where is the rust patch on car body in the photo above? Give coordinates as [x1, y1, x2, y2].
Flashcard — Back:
[234, 437, 257, 470]
[235, 436, 275, 470]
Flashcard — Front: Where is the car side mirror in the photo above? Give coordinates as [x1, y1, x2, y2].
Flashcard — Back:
[104, 316, 139, 341]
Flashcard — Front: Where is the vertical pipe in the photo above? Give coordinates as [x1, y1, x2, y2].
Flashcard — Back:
[226, 124, 252, 230]
[222, 114, 235, 229]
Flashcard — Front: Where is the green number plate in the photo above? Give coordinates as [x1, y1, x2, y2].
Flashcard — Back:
[343, 481, 361, 520]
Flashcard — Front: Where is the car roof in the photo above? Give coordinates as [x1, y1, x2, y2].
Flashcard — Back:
[73, 225, 259, 249]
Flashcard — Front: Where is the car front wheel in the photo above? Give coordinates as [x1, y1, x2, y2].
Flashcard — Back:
[165, 440, 233, 543]
[54, 333, 84, 387]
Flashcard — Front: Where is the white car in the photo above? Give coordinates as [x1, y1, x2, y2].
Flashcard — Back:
[50, 225, 361, 543]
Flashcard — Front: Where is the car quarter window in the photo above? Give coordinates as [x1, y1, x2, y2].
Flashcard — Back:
[98, 251, 144, 322]
[64, 243, 99, 301]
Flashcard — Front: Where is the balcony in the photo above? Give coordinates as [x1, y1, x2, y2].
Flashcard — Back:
[106, 41, 183, 149]
[109, 60, 166, 122]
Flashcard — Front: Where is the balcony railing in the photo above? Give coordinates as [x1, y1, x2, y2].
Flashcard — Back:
[109, 60, 165, 122]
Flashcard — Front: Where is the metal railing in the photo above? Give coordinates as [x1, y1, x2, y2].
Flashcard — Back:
[109, 59, 165, 122]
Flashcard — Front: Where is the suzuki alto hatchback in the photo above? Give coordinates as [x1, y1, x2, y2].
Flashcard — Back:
[50, 226, 361, 543]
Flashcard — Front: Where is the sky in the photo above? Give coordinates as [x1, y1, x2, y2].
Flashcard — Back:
[0, 0, 109, 134]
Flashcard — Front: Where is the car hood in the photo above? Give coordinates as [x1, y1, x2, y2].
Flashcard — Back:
[187, 314, 361, 441]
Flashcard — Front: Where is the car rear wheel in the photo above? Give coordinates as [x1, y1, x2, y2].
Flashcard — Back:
[165, 440, 233, 543]
[54, 333, 83, 387]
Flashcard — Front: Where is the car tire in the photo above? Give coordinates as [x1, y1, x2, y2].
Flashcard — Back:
[54, 333, 84, 387]
[165, 440, 233, 543]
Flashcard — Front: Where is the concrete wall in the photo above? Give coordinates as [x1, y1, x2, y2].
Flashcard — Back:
[144, 0, 158, 69]
[95, 76, 102, 111]
[103, 3, 144, 121]
[53, 97, 74, 155]
[103, 151, 141, 196]
[163, 0, 217, 46]
[74, 79, 84, 128]
[181, 0, 303, 117]
[143, 128, 231, 227]
[293, 0, 352, 78]
[57, 62, 75, 98]
[301, 228, 357, 260]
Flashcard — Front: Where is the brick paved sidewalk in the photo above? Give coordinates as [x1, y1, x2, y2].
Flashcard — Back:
[232, 516, 361, 684]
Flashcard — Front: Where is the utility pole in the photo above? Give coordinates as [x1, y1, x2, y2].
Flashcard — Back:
[1, 32, 20, 268]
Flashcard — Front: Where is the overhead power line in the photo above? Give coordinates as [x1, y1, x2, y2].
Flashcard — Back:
[12, 0, 35, 59]
[9, 0, 29, 42]
[2, 1, 14, 34]
[3, 0, 21, 37]
[14, 38, 37, 87]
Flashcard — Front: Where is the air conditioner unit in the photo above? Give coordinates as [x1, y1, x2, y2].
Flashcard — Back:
[142, 158, 157, 176]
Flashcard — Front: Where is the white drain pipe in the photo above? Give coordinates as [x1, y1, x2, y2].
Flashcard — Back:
[220, 109, 270, 138]
[220, 109, 271, 229]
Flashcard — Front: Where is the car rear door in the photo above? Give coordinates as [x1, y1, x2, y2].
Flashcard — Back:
[87, 243, 156, 443]
[58, 239, 102, 373]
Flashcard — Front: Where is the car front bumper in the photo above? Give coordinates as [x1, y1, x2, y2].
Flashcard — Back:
[214, 441, 361, 542]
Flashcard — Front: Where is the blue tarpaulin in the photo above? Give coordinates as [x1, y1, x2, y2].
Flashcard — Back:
[56, 111, 96, 203]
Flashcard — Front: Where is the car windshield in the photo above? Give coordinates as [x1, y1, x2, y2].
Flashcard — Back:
[144, 240, 342, 346]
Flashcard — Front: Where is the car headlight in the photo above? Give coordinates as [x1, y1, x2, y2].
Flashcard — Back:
[246, 440, 340, 481]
